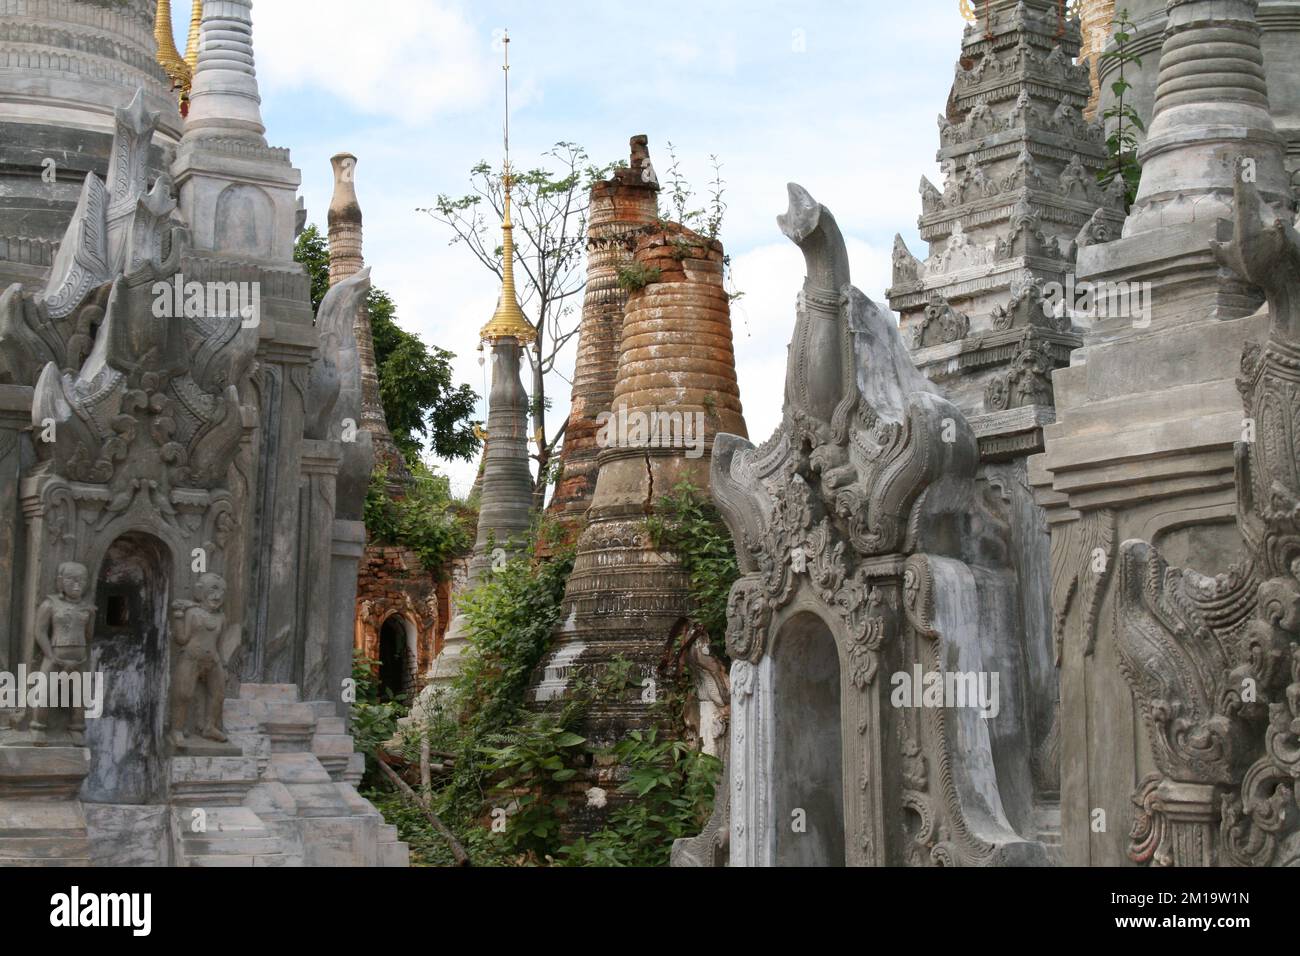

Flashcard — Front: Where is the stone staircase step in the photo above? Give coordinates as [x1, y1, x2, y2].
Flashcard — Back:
[238, 684, 300, 702]
[315, 717, 346, 736]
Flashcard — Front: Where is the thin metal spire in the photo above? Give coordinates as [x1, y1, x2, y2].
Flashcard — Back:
[480, 29, 535, 344]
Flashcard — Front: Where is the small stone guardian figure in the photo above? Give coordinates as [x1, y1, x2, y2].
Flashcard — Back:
[169, 572, 236, 747]
[30, 562, 95, 744]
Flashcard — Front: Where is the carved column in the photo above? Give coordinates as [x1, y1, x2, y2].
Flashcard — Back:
[0, 385, 29, 675]
[246, 340, 315, 682]
[299, 439, 341, 700]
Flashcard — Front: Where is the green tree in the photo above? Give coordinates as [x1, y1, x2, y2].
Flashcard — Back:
[294, 225, 480, 465]
[422, 144, 619, 512]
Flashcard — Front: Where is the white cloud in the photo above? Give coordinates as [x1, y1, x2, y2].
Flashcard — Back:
[249, 0, 496, 122]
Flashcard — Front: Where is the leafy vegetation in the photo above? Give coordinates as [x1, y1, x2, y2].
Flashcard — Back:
[360, 515, 729, 866]
[363, 461, 473, 576]
[557, 730, 721, 867]
[293, 225, 480, 468]
[645, 481, 740, 657]
[1098, 9, 1144, 210]
[616, 261, 662, 293]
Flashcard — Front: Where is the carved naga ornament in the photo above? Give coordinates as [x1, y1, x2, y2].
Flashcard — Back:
[715, 185, 973, 675]
[676, 185, 1045, 868]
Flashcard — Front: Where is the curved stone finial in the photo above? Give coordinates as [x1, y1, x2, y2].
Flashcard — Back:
[779, 184, 854, 438]
[778, 183, 850, 294]
[309, 265, 371, 441]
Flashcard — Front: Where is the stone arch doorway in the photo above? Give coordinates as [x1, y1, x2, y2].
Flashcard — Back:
[771, 610, 845, 866]
[377, 614, 416, 700]
[83, 532, 171, 805]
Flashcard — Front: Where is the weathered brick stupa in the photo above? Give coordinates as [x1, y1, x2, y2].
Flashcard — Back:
[530, 219, 745, 821]
[547, 135, 659, 529]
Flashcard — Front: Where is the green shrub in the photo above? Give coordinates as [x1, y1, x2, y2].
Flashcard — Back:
[364, 462, 473, 576]
[557, 729, 722, 867]
[645, 480, 739, 657]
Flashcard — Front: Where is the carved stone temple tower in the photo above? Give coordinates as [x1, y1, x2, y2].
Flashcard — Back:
[885, 0, 1125, 835]
[547, 136, 660, 528]
[0, 0, 406, 866]
[1091, 0, 1300, 181]
[328, 154, 441, 698]
[530, 216, 746, 826]
[327, 152, 409, 485]
[1035, 0, 1297, 866]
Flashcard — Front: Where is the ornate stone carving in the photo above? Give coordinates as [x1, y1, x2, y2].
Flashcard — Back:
[688, 185, 1046, 866]
[29, 92, 257, 497]
[911, 292, 970, 348]
[984, 337, 1057, 411]
[1049, 508, 1115, 660]
[28, 562, 94, 744]
[170, 572, 239, 748]
[1114, 174, 1300, 866]
[989, 279, 1071, 333]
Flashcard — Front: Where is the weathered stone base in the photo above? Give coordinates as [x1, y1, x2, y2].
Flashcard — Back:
[0, 684, 408, 867]
[0, 744, 91, 865]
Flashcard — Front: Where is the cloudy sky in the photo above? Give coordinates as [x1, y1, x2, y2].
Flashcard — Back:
[201, 0, 962, 495]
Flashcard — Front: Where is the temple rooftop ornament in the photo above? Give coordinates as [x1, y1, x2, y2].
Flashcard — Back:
[480, 31, 537, 347]
[154, 1, 204, 115]
[430, 29, 536, 688]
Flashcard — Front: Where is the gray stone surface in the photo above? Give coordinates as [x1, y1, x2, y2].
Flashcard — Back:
[0, 1, 405, 866]
[1036, 0, 1298, 865]
[677, 185, 1052, 867]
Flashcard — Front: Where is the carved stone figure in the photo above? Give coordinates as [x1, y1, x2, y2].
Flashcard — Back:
[170, 572, 238, 746]
[29, 562, 95, 744]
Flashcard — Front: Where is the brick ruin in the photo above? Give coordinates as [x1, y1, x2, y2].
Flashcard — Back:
[547, 136, 660, 530]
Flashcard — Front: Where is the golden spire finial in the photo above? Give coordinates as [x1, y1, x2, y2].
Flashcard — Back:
[184, 0, 204, 71]
[154, 0, 197, 113]
[480, 29, 536, 345]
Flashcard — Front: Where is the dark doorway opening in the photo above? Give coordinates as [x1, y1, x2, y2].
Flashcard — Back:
[85, 533, 170, 804]
[377, 616, 409, 701]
